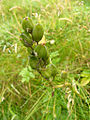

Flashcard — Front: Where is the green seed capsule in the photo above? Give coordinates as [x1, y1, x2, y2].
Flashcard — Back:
[35, 44, 49, 61]
[32, 23, 44, 43]
[40, 64, 57, 79]
[22, 17, 34, 33]
[29, 55, 39, 69]
[48, 64, 57, 78]
[20, 32, 33, 47]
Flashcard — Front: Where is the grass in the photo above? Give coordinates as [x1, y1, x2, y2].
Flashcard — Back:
[0, 0, 90, 120]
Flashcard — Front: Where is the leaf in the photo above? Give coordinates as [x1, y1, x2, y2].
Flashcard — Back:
[52, 58, 61, 64]
[22, 77, 30, 83]
[80, 77, 90, 86]
[19, 67, 28, 76]
[29, 72, 35, 79]
[59, 18, 72, 23]
[19, 67, 35, 83]
[81, 70, 90, 77]
[50, 51, 59, 59]
[28, 66, 32, 71]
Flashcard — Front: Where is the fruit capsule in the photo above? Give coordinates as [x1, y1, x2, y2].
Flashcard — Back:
[35, 44, 49, 61]
[20, 32, 33, 47]
[22, 17, 34, 33]
[32, 23, 44, 43]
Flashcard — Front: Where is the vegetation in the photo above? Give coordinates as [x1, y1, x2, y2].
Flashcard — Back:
[0, 0, 90, 120]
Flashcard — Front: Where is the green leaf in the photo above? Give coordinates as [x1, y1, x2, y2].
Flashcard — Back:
[28, 66, 32, 71]
[22, 77, 30, 83]
[50, 51, 59, 59]
[19, 67, 35, 83]
[29, 72, 35, 79]
[80, 77, 90, 86]
[81, 70, 90, 78]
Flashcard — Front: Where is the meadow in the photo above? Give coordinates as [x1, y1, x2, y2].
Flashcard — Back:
[0, 0, 90, 120]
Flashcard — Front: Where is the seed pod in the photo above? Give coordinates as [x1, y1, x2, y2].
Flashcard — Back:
[20, 32, 33, 47]
[29, 55, 39, 69]
[46, 64, 57, 78]
[40, 67, 51, 79]
[45, 57, 50, 65]
[35, 44, 49, 61]
[40, 64, 57, 79]
[22, 17, 34, 33]
[32, 23, 44, 43]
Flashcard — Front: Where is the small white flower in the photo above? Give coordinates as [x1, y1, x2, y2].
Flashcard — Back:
[50, 40, 55, 44]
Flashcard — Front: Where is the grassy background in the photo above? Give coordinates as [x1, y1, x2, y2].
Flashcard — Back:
[0, 0, 90, 120]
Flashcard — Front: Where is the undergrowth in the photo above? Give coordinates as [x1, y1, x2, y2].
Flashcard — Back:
[0, 0, 90, 120]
